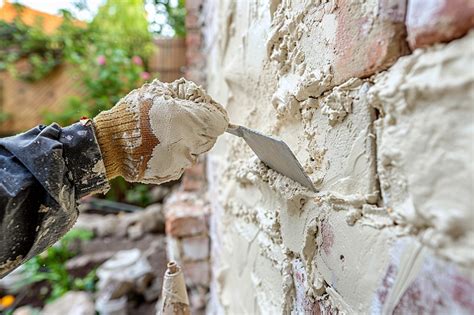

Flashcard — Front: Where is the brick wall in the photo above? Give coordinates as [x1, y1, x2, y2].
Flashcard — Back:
[184, 0, 206, 86]
[201, 0, 474, 313]
[164, 162, 211, 314]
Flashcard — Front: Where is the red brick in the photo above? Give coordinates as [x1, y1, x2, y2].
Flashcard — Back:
[185, 161, 205, 178]
[269, 1, 408, 85]
[406, 0, 474, 49]
[165, 199, 209, 237]
[183, 260, 210, 287]
[182, 235, 209, 261]
[333, 0, 409, 83]
[181, 162, 206, 192]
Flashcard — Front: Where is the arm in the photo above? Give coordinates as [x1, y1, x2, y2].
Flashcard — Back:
[0, 78, 228, 278]
[0, 121, 109, 278]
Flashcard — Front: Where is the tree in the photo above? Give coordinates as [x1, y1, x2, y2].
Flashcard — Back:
[91, 0, 153, 59]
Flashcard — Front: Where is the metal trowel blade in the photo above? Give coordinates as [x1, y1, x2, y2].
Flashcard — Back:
[226, 124, 316, 191]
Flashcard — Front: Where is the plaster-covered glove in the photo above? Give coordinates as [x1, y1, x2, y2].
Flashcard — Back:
[93, 78, 229, 184]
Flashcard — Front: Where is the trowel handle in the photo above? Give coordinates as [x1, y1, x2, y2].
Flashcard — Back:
[226, 123, 244, 137]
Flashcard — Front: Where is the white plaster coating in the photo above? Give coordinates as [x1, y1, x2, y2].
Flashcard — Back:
[204, 0, 474, 313]
[370, 32, 474, 266]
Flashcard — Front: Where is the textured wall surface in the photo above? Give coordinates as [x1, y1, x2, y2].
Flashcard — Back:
[203, 0, 474, 313]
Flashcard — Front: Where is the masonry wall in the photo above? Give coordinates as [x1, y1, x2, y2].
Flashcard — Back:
[202, 0, 474, 314]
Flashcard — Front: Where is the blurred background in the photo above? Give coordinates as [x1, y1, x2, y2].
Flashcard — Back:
[0, 1, 210, 314]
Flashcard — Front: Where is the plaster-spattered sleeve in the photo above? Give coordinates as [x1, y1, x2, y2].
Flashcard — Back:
[0, 121, 109, 278]
[60, 119, 110, 197]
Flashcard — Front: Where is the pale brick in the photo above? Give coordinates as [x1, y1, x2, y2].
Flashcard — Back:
[182, 235, 209, 261]
[186, 31, 202, 48]
[181, 162, 206, 192]
[183, 260, 210, 287]
[185, 14, 200, 30]
[406, 0, 474, 49]
[185, 0, 203, 12]
[185, 49, 205, 68]
[165, 200, 208, 237]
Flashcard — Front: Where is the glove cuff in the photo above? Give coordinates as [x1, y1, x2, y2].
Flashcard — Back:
[93, 105, 138, 180]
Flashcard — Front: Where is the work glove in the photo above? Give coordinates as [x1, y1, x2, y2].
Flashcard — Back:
[93, 78, 229, 185]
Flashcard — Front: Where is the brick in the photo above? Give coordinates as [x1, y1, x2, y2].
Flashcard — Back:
[184, 161, 205, 178]
[186, 31, 202, 48]
[292, 259, 321, 314]
[185, 14, 200, 29]
[165, 199, 209, 237]
[186, 49, 206, 68]
[332, 0, 409, 83]
[181, 162, 206, 192]
[185, 0, 203, 12]
[182, 235, 209, 261]
[374, 240, 474, 314]
[406, 0, 474, 49]
[166, 211, 207, 237]
[183, 260, 210, 287]
[272, 1, 409, 86]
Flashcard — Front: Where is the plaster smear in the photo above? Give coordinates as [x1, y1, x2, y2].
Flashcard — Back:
[370, 31, 474, 267]
[204, 0, 473, 313]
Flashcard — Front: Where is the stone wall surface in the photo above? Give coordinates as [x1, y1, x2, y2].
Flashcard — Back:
[202, 0, 474, 314]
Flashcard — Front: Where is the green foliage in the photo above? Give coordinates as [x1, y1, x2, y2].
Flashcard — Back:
[44, 48, 146, 126]
[125, 183, 152, 207]
[151, 0, 186, 37]
[0, 13, 63, 82]
[1, 0, 184, 204]
[91, 0, 154, 59]
[23, 229, 96, 303]
[41, 1, 150, 126]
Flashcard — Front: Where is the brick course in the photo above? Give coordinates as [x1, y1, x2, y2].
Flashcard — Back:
[406, 0, 474, 49]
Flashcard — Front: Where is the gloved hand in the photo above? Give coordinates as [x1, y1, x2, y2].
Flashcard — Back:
[93, 78, 229, 184]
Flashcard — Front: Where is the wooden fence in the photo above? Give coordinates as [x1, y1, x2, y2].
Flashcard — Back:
[149, 37, 186, 83]
[0, 64, 84, 135]
[0, 37, 187, 135]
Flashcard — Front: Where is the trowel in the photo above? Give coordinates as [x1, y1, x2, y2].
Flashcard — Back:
[226, 124, 316, 191]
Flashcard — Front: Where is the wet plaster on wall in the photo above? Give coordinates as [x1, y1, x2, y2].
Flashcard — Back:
[205, 0, 473, 313]
[370, 31, 474, 267]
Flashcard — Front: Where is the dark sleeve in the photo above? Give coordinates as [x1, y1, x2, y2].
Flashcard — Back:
[0, 119, 109, 278]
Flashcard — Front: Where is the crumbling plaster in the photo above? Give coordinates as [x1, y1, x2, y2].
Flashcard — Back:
[204, 0, 474, 313]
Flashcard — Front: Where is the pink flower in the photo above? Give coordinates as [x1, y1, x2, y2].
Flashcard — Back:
[96, 55, 106, 66]
[132, 55, 143, 66]
[141, 71, 151, 80]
